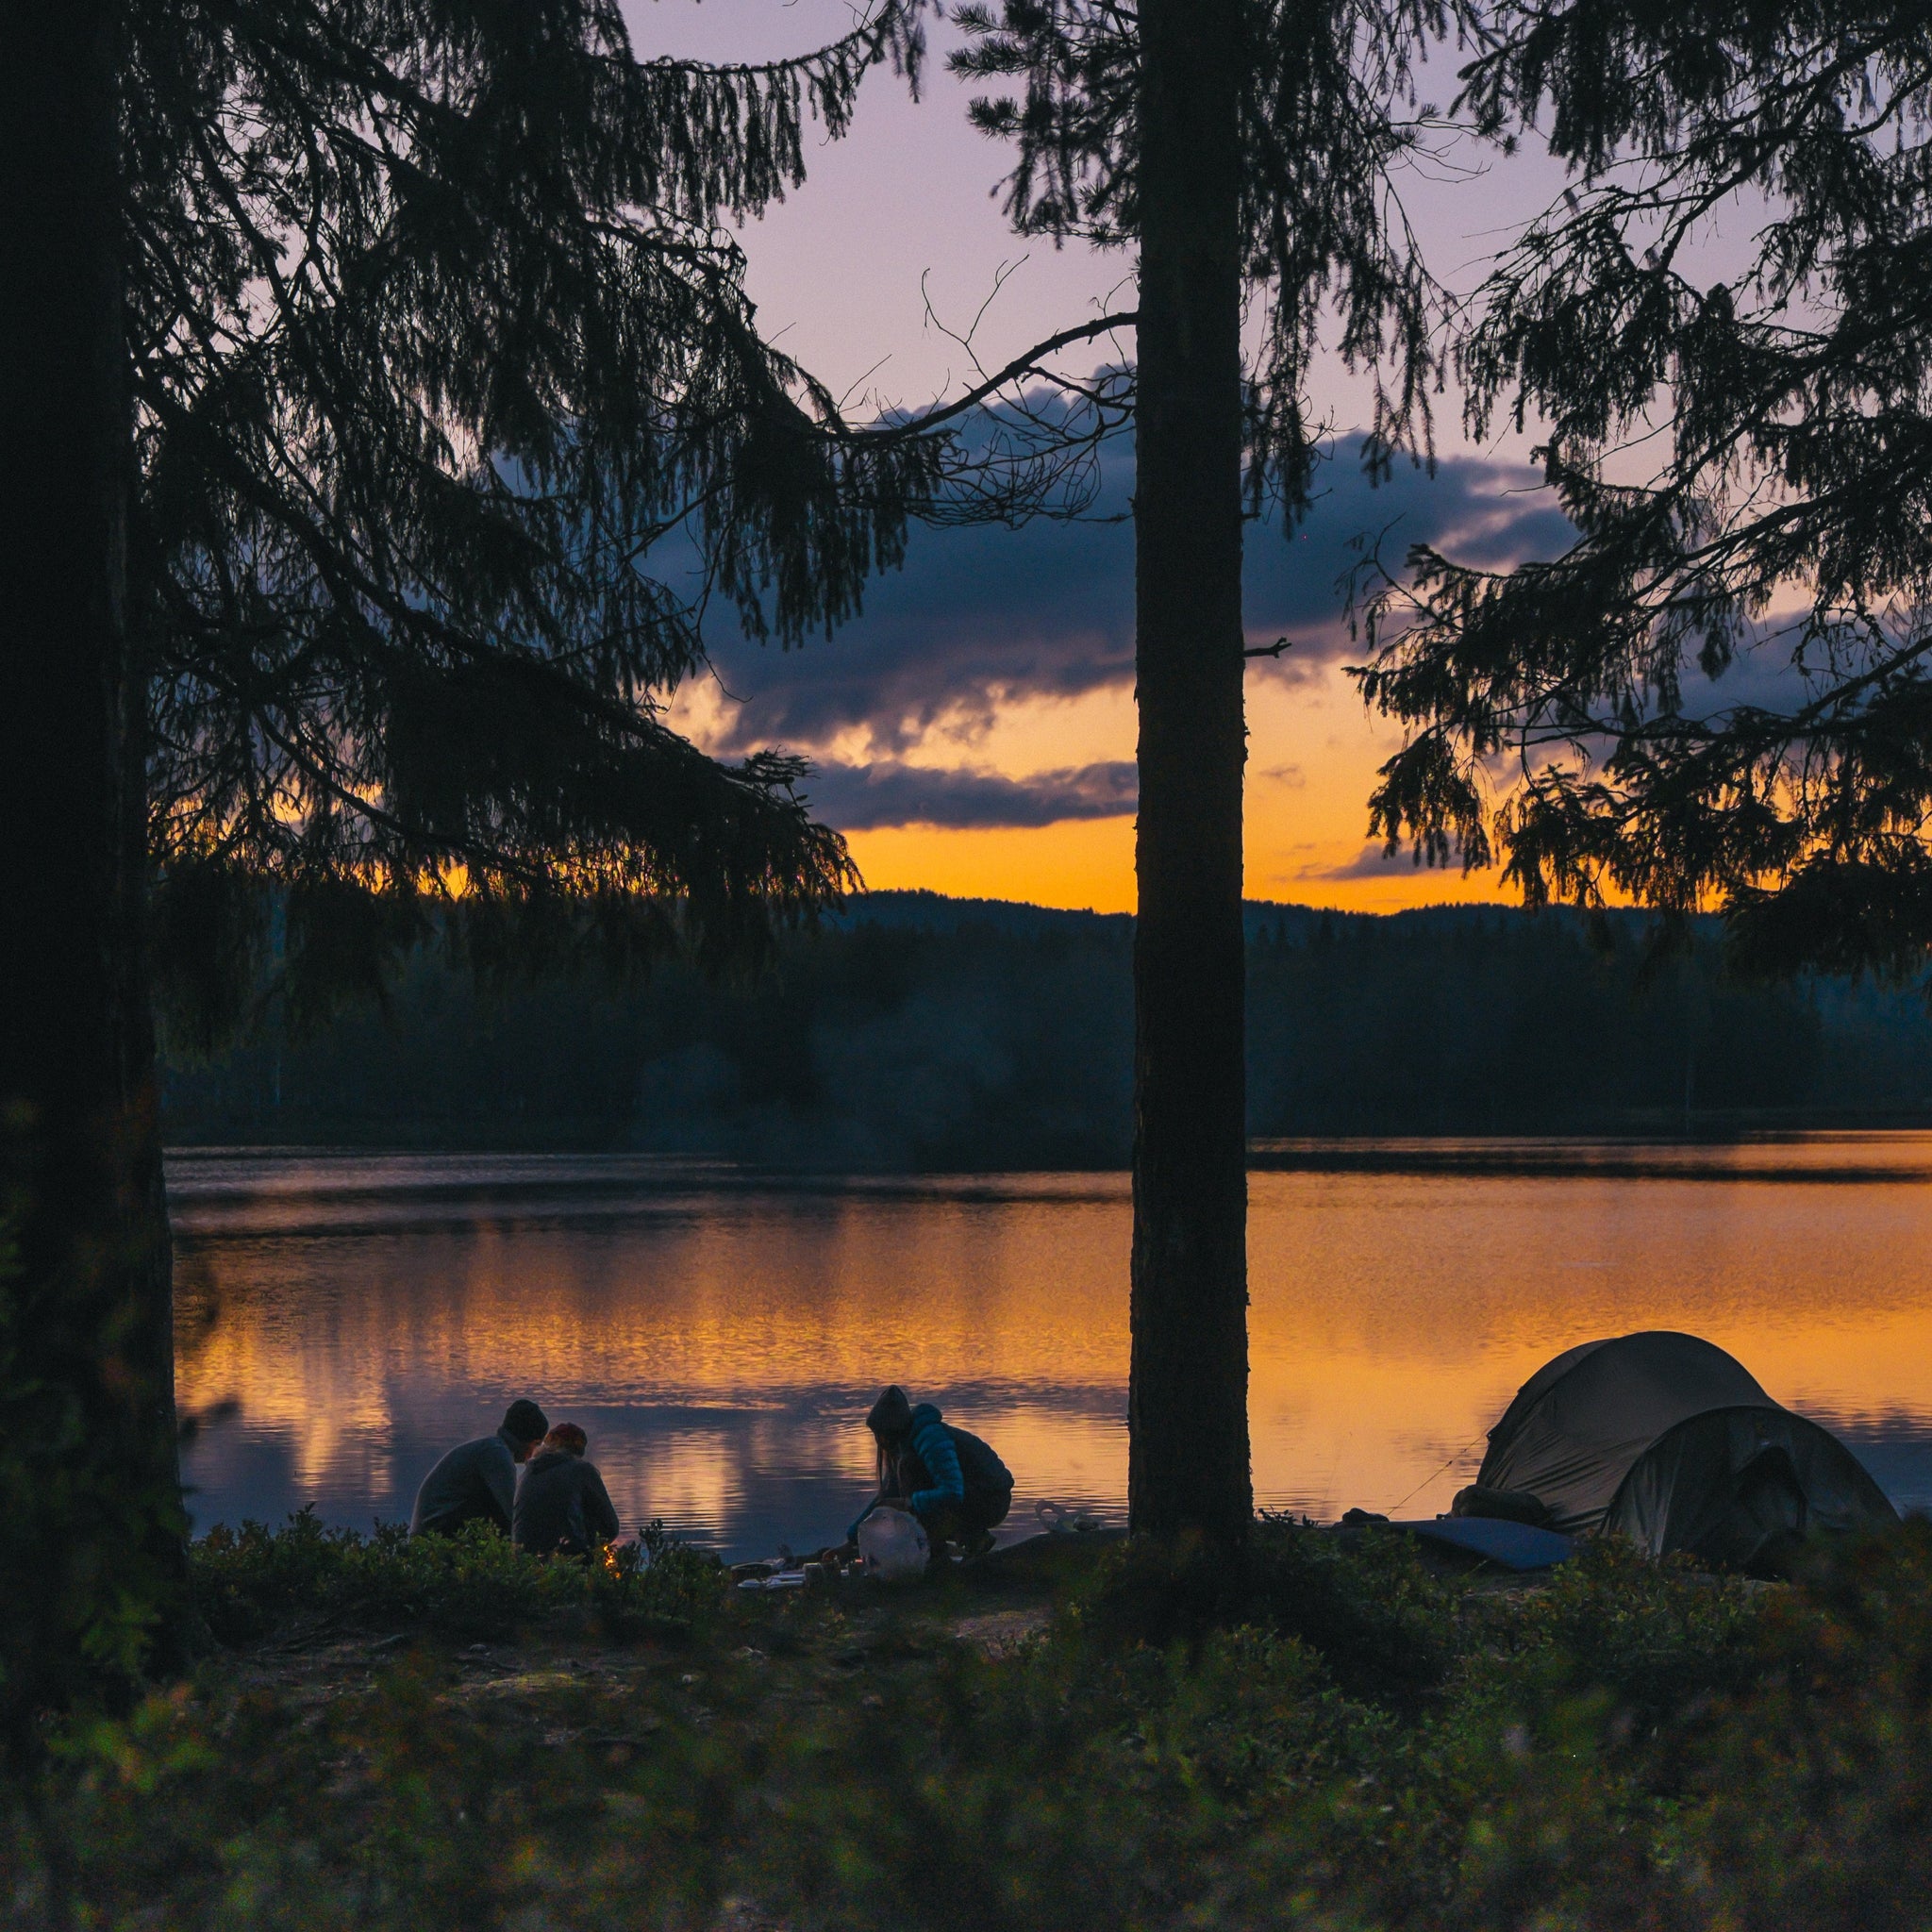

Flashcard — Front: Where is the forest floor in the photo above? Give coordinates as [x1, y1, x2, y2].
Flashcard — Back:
[8, 1518, 1931, 1930]
[214, 1529, 1075, 1772]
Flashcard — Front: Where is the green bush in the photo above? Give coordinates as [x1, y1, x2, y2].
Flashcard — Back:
[1646, 1522, 1932, 1929]
[10, 1658, 738, 1931]
[1487, 1534, 1760, 1711]
[1068, 1514, 1457, 1708]
[192, 1509, 724, 1643]
[13, 1523, 1932, 1930]
[758, 1613, 1380, 1932]
[759, 1529, 1932, 1931]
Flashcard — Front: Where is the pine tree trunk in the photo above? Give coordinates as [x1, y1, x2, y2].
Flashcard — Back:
[0, 2, 185, 1728]
[1127, 0, 1254, 1541]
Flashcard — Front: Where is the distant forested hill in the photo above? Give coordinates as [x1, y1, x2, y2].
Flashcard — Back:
[158, 891, 1932, 1167]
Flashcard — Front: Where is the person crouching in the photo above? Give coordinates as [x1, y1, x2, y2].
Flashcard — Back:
[849, 1385, 1014, 1560]
[513, 1423, 621, 1558]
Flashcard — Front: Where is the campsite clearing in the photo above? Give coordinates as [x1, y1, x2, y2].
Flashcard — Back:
[11, 1513, 1932, 1928]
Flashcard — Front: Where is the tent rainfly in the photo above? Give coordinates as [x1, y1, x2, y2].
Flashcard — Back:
[1467, 1331, 1898, 1571]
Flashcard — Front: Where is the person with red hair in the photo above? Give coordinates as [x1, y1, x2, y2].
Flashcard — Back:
[512, 1422, 620, 1558]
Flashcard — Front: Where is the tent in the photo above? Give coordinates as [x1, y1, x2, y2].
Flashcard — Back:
[1468, 1330, 1898, 1571]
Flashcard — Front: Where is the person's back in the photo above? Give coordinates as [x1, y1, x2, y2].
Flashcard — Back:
[944, 1423, 1014, 1521]
[513, 1423, 621, 1557]
[410, 1399, 548, 1537]
[900, 1403, 1012, 1533]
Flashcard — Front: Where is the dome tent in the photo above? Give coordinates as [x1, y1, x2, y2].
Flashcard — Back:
[1472, 1331, 1897, 1571]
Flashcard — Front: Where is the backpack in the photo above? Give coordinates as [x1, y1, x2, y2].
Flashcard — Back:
[947, 1426, 1013, 1505]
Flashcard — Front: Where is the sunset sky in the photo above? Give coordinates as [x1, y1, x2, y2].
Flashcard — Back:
[633, 1, 1574, 914]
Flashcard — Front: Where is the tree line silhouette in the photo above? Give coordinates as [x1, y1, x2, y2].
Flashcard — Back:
[161, 894, 1932, 1165]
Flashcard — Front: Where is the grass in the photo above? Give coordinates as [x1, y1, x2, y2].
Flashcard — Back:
[7, 1514, 1932, 1928]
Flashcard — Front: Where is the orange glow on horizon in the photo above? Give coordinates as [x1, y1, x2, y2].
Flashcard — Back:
[845, 818, 1136, 914]
[696, 658, 1535, 917]
[845, 815, 1516, 917]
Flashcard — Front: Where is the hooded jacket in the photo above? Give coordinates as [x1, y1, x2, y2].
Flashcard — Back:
[900, 1402, 966, 1517]
[512, 1449, 621, 1557]
[848, 1394, 975, 1541]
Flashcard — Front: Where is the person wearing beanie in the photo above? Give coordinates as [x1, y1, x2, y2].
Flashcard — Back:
[513, 1423, 622, 1558]
[846, 1385, 1014, 1560]
[408, 1398, 549, 1537]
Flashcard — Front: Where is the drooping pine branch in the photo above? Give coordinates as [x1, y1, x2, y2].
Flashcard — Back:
[129, 0, 940, 1007]
[1355, 1, 1932, 975]
[952, 0, 1472, 514]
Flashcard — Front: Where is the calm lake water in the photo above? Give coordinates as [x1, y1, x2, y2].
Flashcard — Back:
[172, 1138, 1932, 1557]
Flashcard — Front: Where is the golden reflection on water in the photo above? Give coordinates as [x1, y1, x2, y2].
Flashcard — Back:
[173, 1145, 1932, 1551]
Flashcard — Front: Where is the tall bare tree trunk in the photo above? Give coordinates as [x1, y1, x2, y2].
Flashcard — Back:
[1127, 0, 1253, 1541]
[0, 1, 184, 1734]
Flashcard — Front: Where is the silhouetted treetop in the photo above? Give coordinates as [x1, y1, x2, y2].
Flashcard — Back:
[951, 0, 1469, 509]
[1357, 2, 1932, 979]
[130, 0, 938, 1008]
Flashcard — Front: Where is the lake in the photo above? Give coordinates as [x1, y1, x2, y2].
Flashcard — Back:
[172, 1137, 1932, 1557]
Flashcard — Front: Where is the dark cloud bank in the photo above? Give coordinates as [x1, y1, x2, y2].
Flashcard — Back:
[802, 758, 1138, 831]
[697, 440, 1573, 831]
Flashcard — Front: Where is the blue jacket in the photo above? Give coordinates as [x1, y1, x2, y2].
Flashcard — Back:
[848, 1402, 966, 1541]
[903, 1403, 965, 1517]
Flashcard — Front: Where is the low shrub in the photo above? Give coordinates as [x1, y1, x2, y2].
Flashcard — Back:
[1488, 1533, 1761, 1715]
[763, 1528, 1932, 1930]
[1650, 1521, 1932, 1930]
[759, 1613, 1384, 1932]
[1069, 1513, 1457, 1707]
[12, 1522, 1932, 1931]
[192, 1508, 724, 1643]
[9, 1658, 738, 1931]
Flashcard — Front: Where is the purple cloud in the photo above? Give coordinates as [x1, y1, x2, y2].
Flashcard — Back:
[1292, 843, 1438, 882]
[700, 440, 1572, 767]
[801, 757, 1138, 830]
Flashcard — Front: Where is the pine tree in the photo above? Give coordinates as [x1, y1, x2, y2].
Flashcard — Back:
[2, 1, 177, 1735]
[0, 0, 931, 1724]
[953, 0, 1454, 1538]
[1127, 0, 1252, 1546]
[1357, 2, 1932, 980]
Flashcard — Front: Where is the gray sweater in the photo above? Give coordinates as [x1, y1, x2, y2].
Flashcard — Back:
[409, 1426, 520, 1536]
[512, 1449, 621, 1556]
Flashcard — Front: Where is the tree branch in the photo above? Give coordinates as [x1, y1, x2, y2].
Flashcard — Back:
[842, 309, 1139, 441]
